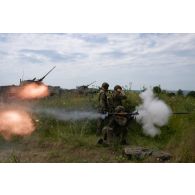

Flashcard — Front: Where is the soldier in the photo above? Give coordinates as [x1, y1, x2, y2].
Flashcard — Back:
[96, 82, 109, 136]
[100, 106, 131, 145]
[110, 85, 127, 111]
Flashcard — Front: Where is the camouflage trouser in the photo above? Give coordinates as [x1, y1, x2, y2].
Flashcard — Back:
[96, 116, 109, 135]
[102, 126, 113, 145]
[102, 126, 128, 145]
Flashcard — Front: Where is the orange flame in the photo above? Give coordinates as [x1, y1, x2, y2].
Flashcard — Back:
[0, 107, 35, 140]
[12, 83, 49, 100]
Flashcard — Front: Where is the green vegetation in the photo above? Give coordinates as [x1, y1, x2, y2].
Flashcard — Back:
[153, 85, 162, 94]
[187, 91, 195, 98]
[177, 89, 184, 96]
[0, 91, 195, 162]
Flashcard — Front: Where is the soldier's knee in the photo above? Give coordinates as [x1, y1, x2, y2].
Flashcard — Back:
[102, 126, 113, 133]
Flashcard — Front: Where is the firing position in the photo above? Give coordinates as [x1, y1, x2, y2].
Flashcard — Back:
[99, 106, 135, 146]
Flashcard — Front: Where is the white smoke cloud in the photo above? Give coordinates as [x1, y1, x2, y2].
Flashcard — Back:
[136, 89, 172, 137]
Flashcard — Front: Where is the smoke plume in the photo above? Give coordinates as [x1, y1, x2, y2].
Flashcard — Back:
[9, 83, 49, 100]
[34, 108, 104, 121]
[0, 83, 49, 140]
[136, 89, 172, 137]
[0, 105, 35, 140]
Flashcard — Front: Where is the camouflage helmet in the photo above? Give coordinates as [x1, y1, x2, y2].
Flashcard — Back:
[101, 82, 109, 89]
[114, 85, 122, 91]
[115, 105, 125, 113]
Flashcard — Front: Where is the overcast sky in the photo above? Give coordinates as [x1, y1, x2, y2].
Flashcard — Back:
[0, 33, 195, 90]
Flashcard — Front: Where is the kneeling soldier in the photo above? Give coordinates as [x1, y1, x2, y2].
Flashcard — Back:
[100, 106, 131, 146]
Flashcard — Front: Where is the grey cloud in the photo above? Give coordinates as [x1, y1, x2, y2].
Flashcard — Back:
[71, 34, 108, 44]
[173, 49, 195, 57]
[1, 33, 195, 90]
[20, 55, 43, 63]
[0, 50, 8, 56]
[20, 49, 87, 63]
[0, 34, 7, 42]
[101, 51, 128, 58]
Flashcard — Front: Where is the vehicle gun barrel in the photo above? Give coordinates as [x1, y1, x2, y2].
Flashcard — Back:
[38, 66, 56, 82]
[86, 81, 96, 87]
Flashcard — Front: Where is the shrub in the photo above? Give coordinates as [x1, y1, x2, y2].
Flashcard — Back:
[177, 89, 184, 96]
[187, 91, 195, 98]
[153, 85, 162, 94]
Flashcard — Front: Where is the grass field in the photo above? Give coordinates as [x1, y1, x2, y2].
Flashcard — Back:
[0, 91, 195, 162]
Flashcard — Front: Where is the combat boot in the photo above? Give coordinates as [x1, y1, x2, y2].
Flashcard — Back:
[97, 138, 104, 144]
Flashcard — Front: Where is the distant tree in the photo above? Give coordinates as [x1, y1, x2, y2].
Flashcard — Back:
[187, 91, 195, 98]
[153, 85, 162, 94]
[177, 89, 184, 96]
[161, 90, 167, 94]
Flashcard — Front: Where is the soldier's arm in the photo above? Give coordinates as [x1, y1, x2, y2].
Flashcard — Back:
[114, 91, 127, 100]
[100, 92, 108, 112]
[120, 90, 127, 99]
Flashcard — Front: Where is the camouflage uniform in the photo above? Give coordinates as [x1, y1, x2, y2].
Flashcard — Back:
[96, 82, 109, 135]
[101, 106, 130, 145]
[98, 89, 109, 113]
[110, 85, 127, 111]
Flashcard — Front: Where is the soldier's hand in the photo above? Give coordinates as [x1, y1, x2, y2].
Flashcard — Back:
[120, 90, 125, 96]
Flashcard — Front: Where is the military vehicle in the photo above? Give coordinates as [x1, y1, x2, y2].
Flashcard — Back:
[0, 66, 56, 100]
[76, 81, 98, 94]
[19, 66, 56, 86]
[48, 86, 62, 96]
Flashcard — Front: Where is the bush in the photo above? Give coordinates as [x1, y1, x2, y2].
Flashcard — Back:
[153, 85, 162, 94]
[177, 89, 184, 96]
[187, 91, 195, 98]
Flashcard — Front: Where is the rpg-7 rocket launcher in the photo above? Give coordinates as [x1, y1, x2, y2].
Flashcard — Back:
[102, 111, 139, 118]
[101, 111, 192, 119]
[172, 112, 192, 115]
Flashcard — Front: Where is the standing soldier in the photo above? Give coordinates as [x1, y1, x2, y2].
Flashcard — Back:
[110, 85, 127, 111]
[96, 82, 110, 136]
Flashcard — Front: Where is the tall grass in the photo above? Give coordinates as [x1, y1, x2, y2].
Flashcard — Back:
[1, 91, 194, 162]
[35, 91, 195, 162]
